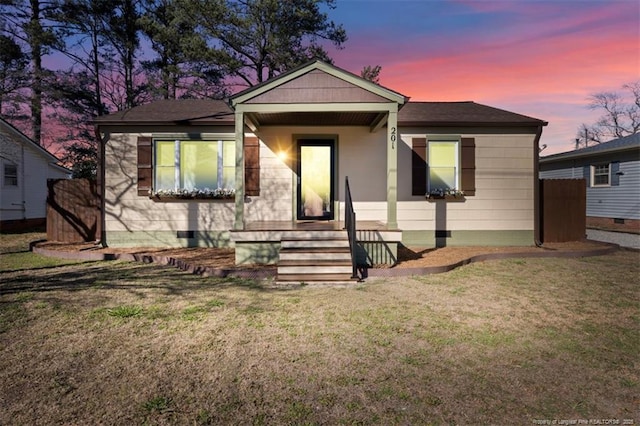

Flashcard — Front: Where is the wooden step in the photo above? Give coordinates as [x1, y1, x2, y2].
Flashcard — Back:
[281, 230, 348, 240]
[276, 273, 358, 282]
[279, 249, 351, 262]
[277, 265, 353, 275]
[280, 239, 350, 249]
[278, 259, 352, 267]
[275, 230, 358, 285]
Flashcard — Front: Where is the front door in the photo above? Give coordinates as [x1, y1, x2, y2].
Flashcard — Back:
[297, 139, 335, 220]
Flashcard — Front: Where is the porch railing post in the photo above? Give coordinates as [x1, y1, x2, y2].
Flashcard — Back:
[345, 176, 358, 279]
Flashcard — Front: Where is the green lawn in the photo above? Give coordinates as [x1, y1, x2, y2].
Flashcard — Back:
[0, 232, 638, 425]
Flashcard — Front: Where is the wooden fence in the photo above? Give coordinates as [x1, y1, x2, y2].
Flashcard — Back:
[540, 179, 586, 243]
[47, 178, 101, 242]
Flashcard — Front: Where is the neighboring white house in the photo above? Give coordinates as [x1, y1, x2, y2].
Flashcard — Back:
[540, 133, 640, 233]
[0, 117, 70, 231]
[95, 60, 548, 267]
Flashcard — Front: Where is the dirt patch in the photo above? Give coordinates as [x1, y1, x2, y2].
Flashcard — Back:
[35, 239, 614, 272]
[394, 240, 611, 268]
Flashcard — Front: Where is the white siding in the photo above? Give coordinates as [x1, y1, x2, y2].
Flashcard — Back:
[103, 124, 538, 243]
[0, 125, 69, 222]
[397, 130, 536, 232]
[252, 126, 388, 222]
[104, 131, 237, 234]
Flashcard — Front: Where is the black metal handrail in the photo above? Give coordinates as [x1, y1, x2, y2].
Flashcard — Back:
[344, 176, 358, 279]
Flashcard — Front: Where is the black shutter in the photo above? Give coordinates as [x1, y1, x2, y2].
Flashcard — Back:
[412, 137, 427, 196]
[583, 165, 591, 187]
[137, 136, 152, 196]
[244, 137, 260, 196]
[461, 137, 476, 196]
[611, 162, 620, 186]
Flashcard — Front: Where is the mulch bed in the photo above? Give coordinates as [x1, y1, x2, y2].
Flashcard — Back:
[32, 239, 619, 279]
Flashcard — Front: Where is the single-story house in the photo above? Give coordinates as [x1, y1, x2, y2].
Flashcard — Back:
[0, 117, 71, 232]
[95, 61, 547, 280]
[540, 133, 640, 233]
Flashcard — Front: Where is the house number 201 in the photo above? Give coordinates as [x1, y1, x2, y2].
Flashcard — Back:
[390, 127, 397, 149]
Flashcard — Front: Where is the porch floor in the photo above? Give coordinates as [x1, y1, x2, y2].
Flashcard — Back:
[243, 220, 393, 231]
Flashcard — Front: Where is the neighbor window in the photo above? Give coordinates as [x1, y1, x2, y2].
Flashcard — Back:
[3, 163, 18, 186]
[428, 139, 459, 193]
[154, 139, 235, 191]
[592, 164, 610, 187]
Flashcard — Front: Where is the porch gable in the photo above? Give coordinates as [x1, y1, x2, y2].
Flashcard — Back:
[231, 60, 408, 106]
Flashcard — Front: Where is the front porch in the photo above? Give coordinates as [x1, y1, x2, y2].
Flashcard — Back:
[231, 61, 409, 233]
[230, 220, 403, 267]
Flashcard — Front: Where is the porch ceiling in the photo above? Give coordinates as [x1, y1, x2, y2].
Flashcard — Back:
[248, 111, 382, 127]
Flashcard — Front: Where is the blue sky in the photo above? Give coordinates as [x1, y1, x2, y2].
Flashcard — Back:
[324, 0, 640, 153]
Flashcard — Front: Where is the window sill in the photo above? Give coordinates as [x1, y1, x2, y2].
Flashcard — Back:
[426, 194, 466, 202]
[149, 195, 234, 203]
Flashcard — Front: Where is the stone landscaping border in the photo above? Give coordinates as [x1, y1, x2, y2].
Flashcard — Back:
[366, 242, 620, 277]
[31, 244, 276, 280]
[32, 241, 621, 281]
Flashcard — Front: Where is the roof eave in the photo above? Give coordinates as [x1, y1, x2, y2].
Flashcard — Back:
[95, 120, 235, 127]
[0, 117, 64, 164]
[540, 144, 640, 163]
[398, 120, 547, 127]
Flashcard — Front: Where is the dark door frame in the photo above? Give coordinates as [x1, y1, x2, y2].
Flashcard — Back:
[296, 138, 336, 220]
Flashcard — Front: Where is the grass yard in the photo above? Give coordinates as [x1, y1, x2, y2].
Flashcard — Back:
[0, 233, 638, 425]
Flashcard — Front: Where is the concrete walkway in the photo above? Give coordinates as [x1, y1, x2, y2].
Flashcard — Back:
[587, 229, 640, 250]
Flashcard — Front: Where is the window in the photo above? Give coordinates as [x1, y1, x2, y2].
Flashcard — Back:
[4, 163, 18, 186]
[592, 164, 610, 187]
[428, 139, 459, 193]
[154, 139, 236, 191]
[411, 136, 475, 197]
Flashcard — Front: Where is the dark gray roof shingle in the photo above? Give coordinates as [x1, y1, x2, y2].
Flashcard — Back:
[541, 133, 640, 163]
[95, 99, 547, 127]
[95, 99, 234, 125]
[398, 101, 547, 126]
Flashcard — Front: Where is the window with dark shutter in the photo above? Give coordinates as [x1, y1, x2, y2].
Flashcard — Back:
[244, 137, 260, 196]
[611, 162, 621, 186]
[411, 137, 427, 196]
[583, 165, 591, 186]
[460, 137, 476, 196]
[137, 136, 152, 196]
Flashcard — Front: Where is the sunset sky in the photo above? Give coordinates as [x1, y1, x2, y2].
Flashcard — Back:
[325, 0, 639, 154]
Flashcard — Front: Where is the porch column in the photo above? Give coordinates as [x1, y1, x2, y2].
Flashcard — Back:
[234, 111, 245, 230]
[386, 106, 398, 229]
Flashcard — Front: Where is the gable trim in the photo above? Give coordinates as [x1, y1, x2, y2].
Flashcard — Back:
[231, 61, 407, 106]
[235, 102, 400, 114]
[0, 117, 68, 168]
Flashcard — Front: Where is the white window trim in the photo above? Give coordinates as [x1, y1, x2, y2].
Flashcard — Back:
[591, 163, 610, 187]
[3, 162, 18, 187]
[427, 136, 461, 193]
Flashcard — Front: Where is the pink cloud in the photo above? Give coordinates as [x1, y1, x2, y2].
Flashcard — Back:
[329, 1, 638, 153]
